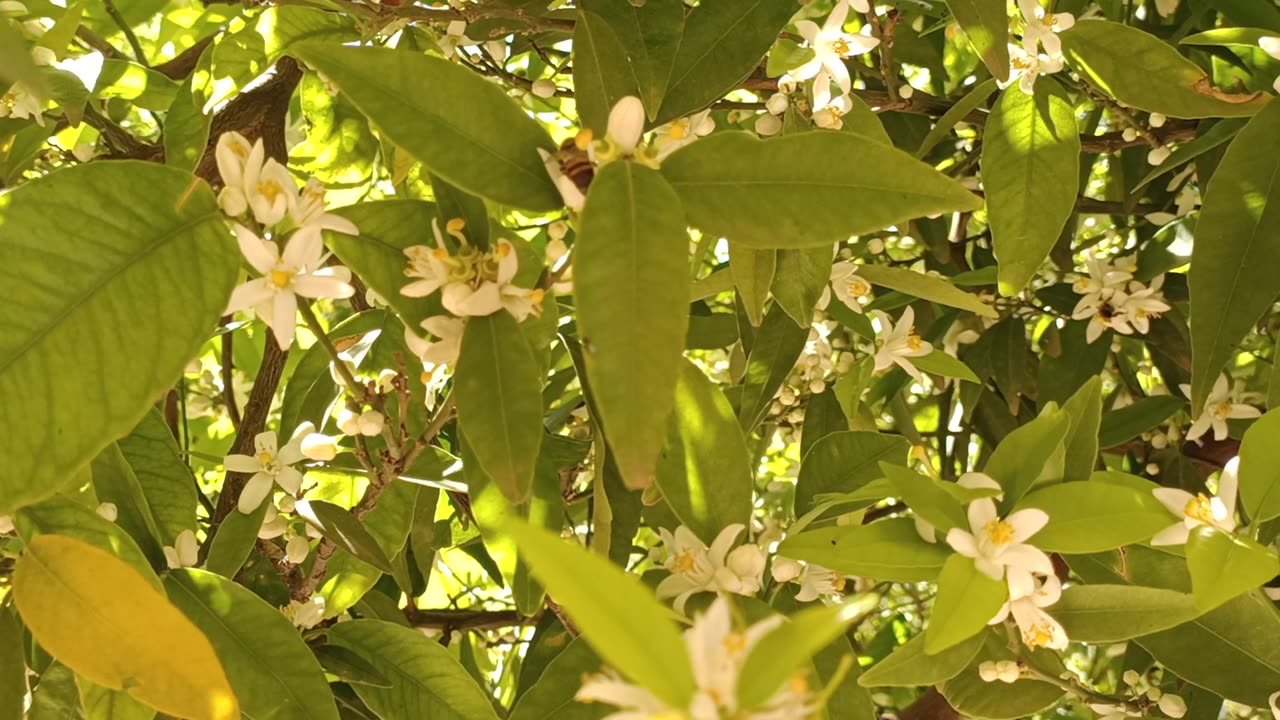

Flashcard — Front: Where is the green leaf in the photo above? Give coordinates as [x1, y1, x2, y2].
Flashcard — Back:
[738, 598, 876, 710]
[910, 350, 981, 383]
[1182, 27, 1277, 47]
[327, 620, 501, 720]
[1015, 482, 1173, 553]
[1053, 585, 1202, 642]
[317, 479, 419, 618]
[205, 500, 270, 578]
[854, 265, 997, 319]
[29, 663, 85, 720]
[660, 132, 982, 250]
[656, 360, 753, 542]
[575, 162, 689, 489]
[455, 312, 545, 504]
[295, 499, 397, 574]
[15, 497, 162, 590]
[164, 60, 212, 173]
[77, 675, 155, 720]
[778, 518, 952, 583]
[429, 174, 490, 250]
[311, 646, 392, 688]
[1239, 407, 1280, 522]
[1188, 100, 1280, 411]
[1059, 20, 1270, 118]
[766, 38, 816, 78]
[165, 569, 341, 720]
[581, 0, 684, 117]
[0, 162, 236, 515]
[503, 519, 696, 708]
[925, 555, 1007, 654]
[730, 243, 776, 326]
[327, 201, 441, 327]
[117, 409, 198, 545]
[987, 407, 1071, 507]
[943, 0, 1009, 82]
[738, 304, 808, 430]
[1132, 118, 1248, 192]
[655, 0, 797, 123]
[880, 464, 967, 532]
[93, 59, 179, 111]
[939, 633, 1066, 719]
[795, 431, 912, 514]
[0, 610, 27, 720]
[917, 78, 1000, 159]
[1185, 525, 1280, 610]
[509, 637, 607, 720]
[292, 44, 559, 212]
[983, 80, 1081, 296]
[1060, 376, 1103, 482]
[573, 10, 642, 133]
[0, 22, 46, 95]
[1097, 395, 1185, 448]
[13, 535, 239, 720]
[857, 631, 985, 688]
[770, 246, 832, 328]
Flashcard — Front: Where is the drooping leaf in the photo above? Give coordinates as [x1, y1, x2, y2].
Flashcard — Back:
[292, 44, 559, 211]
[738, 304, 809, 430]
[503, 520, 695, 708]
[857, 631, 985, 688]
[455, 312, 545, 504]
[295, 499, 397, 574]
[13, 535, 238, 720]
[982, 80, 1080, 296]
[660, 132, 983, 250]
[1060, 20, 1270, 118]
[165, 569, 341, 720]
[925, 555, 1007, 654]
[575, 161, 689, 489]
[0, 162, 237, 514]
[1188, 100, 1280, 410]
[327, 620, 501, 720]
[854, 264, 997, 319]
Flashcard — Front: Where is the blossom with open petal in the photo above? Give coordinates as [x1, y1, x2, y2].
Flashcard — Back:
[283, 596, 326, 629]
[772, 557, 849, 601]
[164, 529, 199, 569]
[656, 524, 763, 613]
[654, 110, 714, 161]
[821, 260, 872, 314]
[215, 131, 258, 217]
[1151, 457, 1239, 545]
[916, 473, 1003, 543]
[945, 494, 1052, 582]
[990, 573, 1068, 650]
[537, 147, 587, 213]
[1004, 43, 1064, 94]
[794, 2, 880, 97]
[405, 315, 466, 369]
[1117, 277, 1170, 335]
[224, 429, 308, 514]
[0, 46, 54, 126]
[576, 597, 813, 720]
[1018, 0, 1074, 59]
[872, 307, 933, 380]
[214, 131, 298, 226]
[290, 177, 359, 242]
[225, 225, 355, 349]
[1262, 38, 1280, 92]
[1180, 376, 1261, 444]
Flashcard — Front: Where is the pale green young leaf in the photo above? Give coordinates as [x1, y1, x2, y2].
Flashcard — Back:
[853, 265, 997, 318]
[1015, 482, 1172, 553]
[986, 407, 1071, 507]
[1188, 100, 1280, 410]
[983, 80, 1080, 296]
[778, 518, 951, 583]
[943, 0, 1009, 82]
[1239, 407, 1280, 522]
[0, 162, 236, 515]
[857, 631, 984, 688]
[504, 519, 696, 708]
[925, 555, 1007, 655]
[292, 44, 560, 212]
[1185, 526, 1280, 611]
[660, 132, 982, 250]
[165, 570, 341, 720]
[575, 161, 689, 489]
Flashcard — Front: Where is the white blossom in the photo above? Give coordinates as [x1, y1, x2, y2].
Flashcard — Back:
[945, 491, 1052, 583]
[95, 502, 118, 522]
[771, 557, 849, 601]
[224, 428, 308, 514]
[1017, 0, 1074, 59]
[1262, 38, 1280, 92]
[1180, 376, 1261, 444]
[990, 573, 1068, 650]
[820, 260, 872, 314]
[283, 596, 326, 629]
[164, 529, 199, 569]
[654, 110, 714, 161]
[871, 307, 933, 380]
[1151, 456, 1238, 545]
[402, 221, 543, 321]
[793, 2, 879, 97]
[656, 525, 765, 613]
[0, 45, 54, 125]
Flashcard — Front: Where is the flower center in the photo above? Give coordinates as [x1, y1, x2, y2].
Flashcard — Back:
[906, 333, 924, 352]
[982, 519, 1016, 546]
[847, 278, 870, 297]
[1210, 402, 1232, 420]
[832, 574, 847, 593]
[723, 631, 749, 657]
[258, 179, 287, 204]
[829, 37, 853, 57]
[668, 119, 689, 140]
[271, 269, 294, 288]
[672, 549, 698, 574]
[1184, 494, 1217, 523]
[256, 450, 278, 472]
[574, 129, 594, 150]
[446, 217, 467, 234]
[1023, 623, 1055, 650]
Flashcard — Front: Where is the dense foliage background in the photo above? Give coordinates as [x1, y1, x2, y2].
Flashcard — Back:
[3, 0, 1280, 718]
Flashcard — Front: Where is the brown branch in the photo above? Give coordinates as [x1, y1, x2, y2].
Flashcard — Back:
[220, 322, 242, 429]
[153, 36, 215, 80]
[211, 337, 290, 526]
[196, 56, 304, 182]
[898, 688, 960, 720]
[75, 27, 127, 59]
[402, 607, 533, 631]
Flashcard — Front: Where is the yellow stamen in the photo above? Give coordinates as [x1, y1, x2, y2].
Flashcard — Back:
[830, 37, 853, 57]
[848, 278, 871, 297]
[1024, 624, 1054, 649]
[788, 673, 811, 695]
[906, 334, 924, 352]
[432, 247, 450, 260]
[574, 128, 594, 150]
[1184, 494, 1217, 523]
[256, 451, 276, 466]
[723, 631, 749, 656]
[983, 519, 1016, 546]
[497, 243, 513, 258]
[270, 270, 293, 288]
[446, 217, 467, 233]
[1211, 402, 1232, 420]
[530, 288, 546, 305]
[668, 120, 689, 140]
[672, 549, 698, 573]
[832, 574, 847, 593]
[258, 180, 286, 203]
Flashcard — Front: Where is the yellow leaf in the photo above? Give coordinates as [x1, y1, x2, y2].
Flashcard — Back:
[14, 535, 239, 720]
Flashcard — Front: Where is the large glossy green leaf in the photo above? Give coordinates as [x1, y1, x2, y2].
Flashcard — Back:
[660, 132, 982, 249]
[1015, 482, 1172, 553]
[504, 520, 695, 707]
[770, 246, 831, 328]
[738, 599, 875, 709]
[0, 610, 26, 720]
[1239, 408, 1280, 522]
[939, 633, 1066, 719]
[849, 264, 997, 318]
[1188, 100, 1280, 410]
[925, 555, 1007, 654]
[573, 10, 641, 133]
[575, 162, 689, 489]
[455, 312, 545, 504]
[654, 0, 796, 123]
[943, 0, 1009, 82]
[857, 631, 984, 688]
[795, 431, 912, 514]
[983, 80, 1080, 296]
[987, 407, 1071, 508]
[78, 675, 155, 720]
[581, 0, 684, 118]
[327, 620, 501, 720]
[90, 444, 165, 565]
[1097, 395, 1185, 448]
[165, 569, 340, 720]
[1059, 20, 1270, 118]
[0, 162, 237, 514]
[13, 535, 238, 720]
[778, 518, 951, 583]
[1059, 376, 1102, 482]
[509, 637, 608, 720]
[1185, 526, 1280, 610]
[116, 409, 198, 545]
[327, 201, 440, 327]
[656, 361, 753, 542]
[880, 464, 966, 532]
[1053, 585, 1202, 642]
[205, 500, 269, 579]
[317, 479, 419, 618]
[292, 44, 559, 212]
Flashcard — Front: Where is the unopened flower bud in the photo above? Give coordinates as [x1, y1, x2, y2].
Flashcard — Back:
[0, 515, 13, 534]
[1123, 670, 1141, 687]
[772, 557, 803, 583]
[546, 237, 569, 263]
[531, 78, 557, 98]
[277, 495, 297, 514]
[337, 408, 362, 436]
[96, 502, 118, 522]
[358, 410, 385, 437]
[766, 92, 789, 115]
[1147, 146, 1172, 166]
[1158, 694, 1186, 718]
[899, 84, 915, 99]
[547, 221, 568, 241]
[978, 661, 1000, 683]
[755, 113, 783, 137]
[301, 433, 340, 461]
[995, 660, 1020, 683]
[286, 535, 311, 565]
[868, 238, 885, 254]
[1122, 127, 1139, 142]
[1148, 112, 1167, 128]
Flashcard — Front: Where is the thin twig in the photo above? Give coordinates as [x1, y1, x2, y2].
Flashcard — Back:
[101, 0, 149, 66]
[221, 326, 242, 429]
